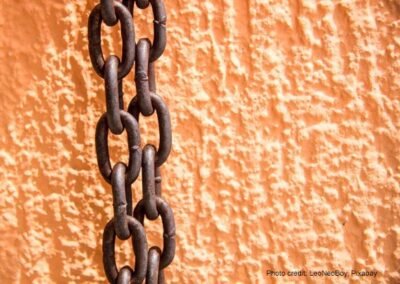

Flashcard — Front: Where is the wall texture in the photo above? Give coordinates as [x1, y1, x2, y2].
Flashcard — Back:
[0, 0, 399, 283]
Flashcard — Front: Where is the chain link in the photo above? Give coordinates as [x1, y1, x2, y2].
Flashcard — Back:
[147, 247, 164, 284]
[103, 216, 148, 283]
[134, 196, 176, 270]
[95, 110, 141, 185]
[128, 93, 172, 167]
[111, 162, 131, 240]
[104, 55, 124, 134]
[142, 144, 159, 220]
[88, 0, 175, 282]
[135, 38, 154, 116]
[88, 2, 135, 79]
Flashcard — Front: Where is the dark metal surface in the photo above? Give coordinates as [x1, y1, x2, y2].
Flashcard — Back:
[88, 2, 135, 79]
[146, 247, 165, 284]
[158, 270, 165, 284]
[103, 217, 148, 284]
[148, 0, 167, 62]
[134, 197, 176, 270]
[95, 111, 142, 185]
[125, 182, 133, 216]
[116, 266, 133, 283]
[100, 0, 118, 26]
[118, 79, 124, 109]
[111, 162, 130, 240]
[122, 0, 134, 14]
[105, 55, 124, 134]
[128, 93, 172, 167]
[135, 39, 154, 116]
[88, 0, 176, 281]
[142, 144, 158, 220]
[155, 167, 162, 196]
[136, 0, 150, 9]
[133, 0, 167, 62]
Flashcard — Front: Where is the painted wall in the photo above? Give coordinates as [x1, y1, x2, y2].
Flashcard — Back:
[0, 0, 399, 283]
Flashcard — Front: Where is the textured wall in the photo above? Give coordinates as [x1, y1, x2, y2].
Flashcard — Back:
[0, 0, 399, 283]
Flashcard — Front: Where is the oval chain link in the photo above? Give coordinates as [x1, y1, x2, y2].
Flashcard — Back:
[134, 197, 176, 270]
[95, 110, 142, 185]
[103, 216, 148, 283]
[88, 2, 135, 79]
[128, 93, 172, 167]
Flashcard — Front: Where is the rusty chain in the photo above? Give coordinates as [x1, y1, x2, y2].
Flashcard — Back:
[88, 0, 175, 283]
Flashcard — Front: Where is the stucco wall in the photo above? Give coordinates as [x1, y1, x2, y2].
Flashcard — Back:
[0, 0, 399, 283]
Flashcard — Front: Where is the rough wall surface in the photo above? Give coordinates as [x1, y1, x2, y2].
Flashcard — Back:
[0, 0, 399, 283]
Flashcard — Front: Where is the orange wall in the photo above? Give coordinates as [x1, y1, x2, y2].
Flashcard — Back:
[0, 0, 399, 283]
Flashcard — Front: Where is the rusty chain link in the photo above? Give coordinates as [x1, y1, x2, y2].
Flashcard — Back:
[88, 1, 135, 79]
[87, 0, 175, 282]
[128, 93, 172, 167]
[135, 38, 154, 116]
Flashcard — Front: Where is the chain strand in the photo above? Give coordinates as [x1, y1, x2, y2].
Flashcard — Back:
[87, 0, 175, 282]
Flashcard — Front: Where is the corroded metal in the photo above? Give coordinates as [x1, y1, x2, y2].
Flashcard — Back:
[88, 0, 175, 281]
[136, 0, 150, 9]
[105, 55, 124, 134]
[142, 144, 158, 220]
[134, 197, 176, 270]
[100, 0, 118, 26]
[95, 111, 141, 185]
[88, 2, 135, 79]
[128, 93, 172, 167]
[116, 266, 133, 284]
[135, 39, 154, 116]
[146, 247, 165, 284]
[103, 217, 148, 283]
[133, 0, 167, 62]
[111, 162, 130, 240]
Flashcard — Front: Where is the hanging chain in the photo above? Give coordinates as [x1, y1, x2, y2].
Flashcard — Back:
[88, 0, 175, 283]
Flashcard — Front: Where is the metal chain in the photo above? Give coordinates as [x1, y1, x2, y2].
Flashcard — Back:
[88, 0, 175, 283]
